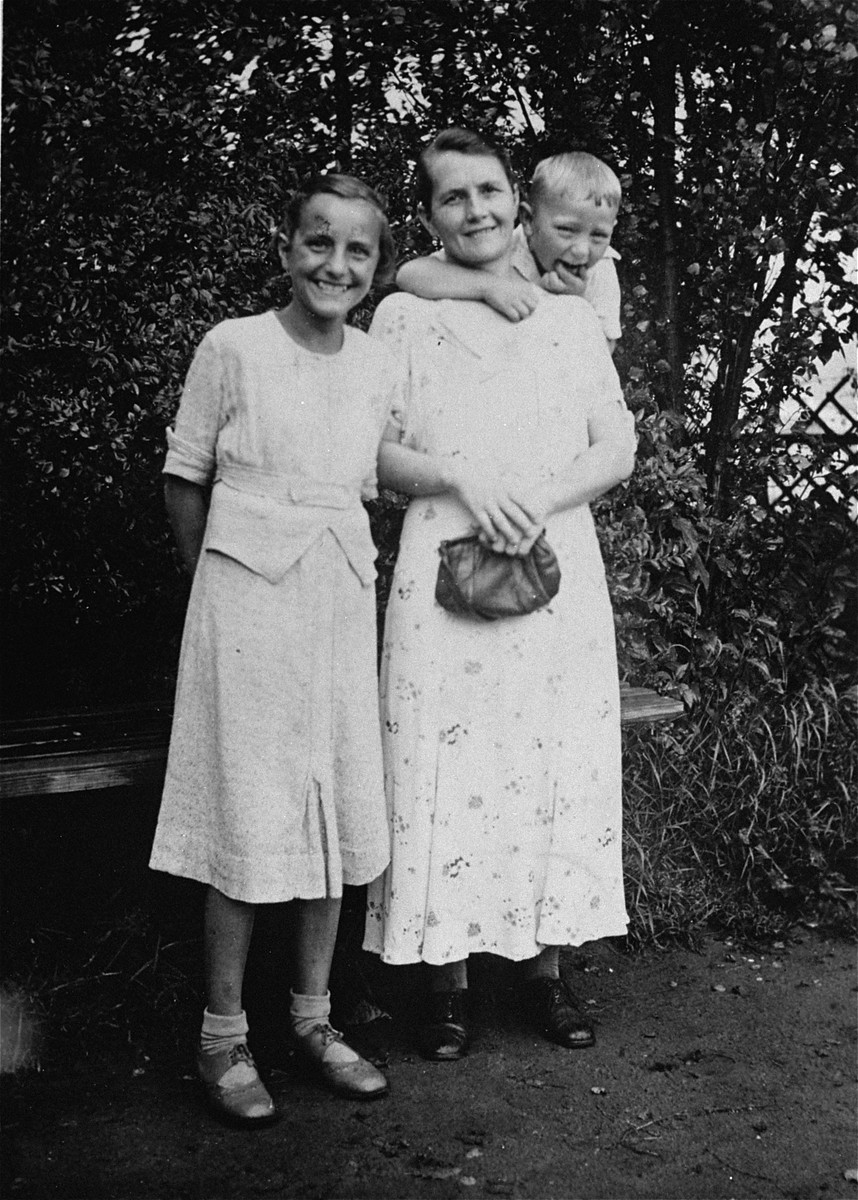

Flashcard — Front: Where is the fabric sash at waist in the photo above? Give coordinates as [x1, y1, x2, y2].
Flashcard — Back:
[215, 463, 357, 509]
[203, 474, 376, 586]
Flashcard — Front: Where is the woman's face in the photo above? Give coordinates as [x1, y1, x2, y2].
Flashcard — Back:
[420, 151, 519, 271]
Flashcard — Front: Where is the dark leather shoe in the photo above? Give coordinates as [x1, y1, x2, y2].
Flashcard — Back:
[341, 1009, 394, 1069]
[524, 977, 595, 1049]
[419, 989, 470, 1061]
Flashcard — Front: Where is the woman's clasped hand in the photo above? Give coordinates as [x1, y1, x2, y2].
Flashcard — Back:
[444, 456, 547, 554]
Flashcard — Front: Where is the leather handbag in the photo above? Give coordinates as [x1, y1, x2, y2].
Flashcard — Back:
[435, 533, 561, 621]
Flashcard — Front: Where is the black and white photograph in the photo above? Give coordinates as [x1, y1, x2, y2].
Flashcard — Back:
[1, 2, 856, 1197]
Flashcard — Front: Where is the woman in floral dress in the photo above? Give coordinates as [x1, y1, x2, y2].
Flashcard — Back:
[363, 129, 637, 1060]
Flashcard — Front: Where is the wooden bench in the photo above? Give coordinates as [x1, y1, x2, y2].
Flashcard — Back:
[0, 703, 174, 798]
[0, 688, 684, 799]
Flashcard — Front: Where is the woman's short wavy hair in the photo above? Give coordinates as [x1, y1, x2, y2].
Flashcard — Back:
[272, 173, 397, 288]
[414, 127, 517, 215]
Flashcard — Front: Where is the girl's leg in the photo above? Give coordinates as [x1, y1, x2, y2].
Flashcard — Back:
[198, 886, 277, 1125]
[420, 959, 470, 1062]
[289, 897, 388, 1100]
[205, 886, 256, 1013]
[293, 897, 342, 996]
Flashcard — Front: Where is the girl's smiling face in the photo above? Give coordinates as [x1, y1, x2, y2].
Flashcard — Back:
[420, 151, 518, 274]
[279, 193, 382, 326]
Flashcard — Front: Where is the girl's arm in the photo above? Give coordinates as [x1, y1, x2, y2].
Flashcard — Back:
[164, 476, 210, 576]
[397, 256, 542, 323]
[161, 328, 225, 574]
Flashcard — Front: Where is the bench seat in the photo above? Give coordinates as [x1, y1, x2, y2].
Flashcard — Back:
[0, 688, 684, 799]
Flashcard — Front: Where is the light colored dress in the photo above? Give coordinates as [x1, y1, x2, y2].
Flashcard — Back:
[363, 292, 634, 965]
[149, 312, 398, 904]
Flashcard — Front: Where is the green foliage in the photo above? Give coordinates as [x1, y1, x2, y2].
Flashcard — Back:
[3, 0, 854, 638]
[596, 387, 715, 702]
[594, 373, 855, 934]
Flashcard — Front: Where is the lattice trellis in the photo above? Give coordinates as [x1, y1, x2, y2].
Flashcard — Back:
[768, 367, 858, 516]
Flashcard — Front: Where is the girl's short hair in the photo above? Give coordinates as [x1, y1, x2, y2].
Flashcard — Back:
[529, 152, 622, 212]
[414, 127, 517, 214]
[273, 173, 396, 287]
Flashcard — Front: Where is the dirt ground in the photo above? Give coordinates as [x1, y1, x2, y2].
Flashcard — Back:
[2, 926, 856, 1200]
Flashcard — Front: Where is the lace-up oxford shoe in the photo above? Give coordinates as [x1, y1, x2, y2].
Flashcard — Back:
[197, 1042, 279, 1127]
[524, 977, 595, 1049]
[295, 1021, 389, 1099]
[419, 988, 470, 1061]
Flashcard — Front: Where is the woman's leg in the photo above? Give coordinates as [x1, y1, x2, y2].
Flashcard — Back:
[421, 959, 470, 1061]
[523, 945, 560, 980]
[198, 886, 277, 1125]
[328, 885, 393, 1066]
[427, 960, 468, 990]
[520, 943, 594, 1050]
[290, 897, 388, 1099]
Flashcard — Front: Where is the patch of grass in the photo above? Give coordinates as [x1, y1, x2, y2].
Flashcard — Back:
[623, 676, 857, 947]
[1, 906, 201, 1070]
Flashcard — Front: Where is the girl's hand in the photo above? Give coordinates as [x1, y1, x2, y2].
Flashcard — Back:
[445, 459, 543, 550]
[482, 277, 542, 322]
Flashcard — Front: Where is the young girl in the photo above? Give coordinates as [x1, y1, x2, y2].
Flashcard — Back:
[149, 174, 399, 1125]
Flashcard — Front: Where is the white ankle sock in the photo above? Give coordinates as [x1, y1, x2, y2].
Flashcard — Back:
[199, 1008, 249, 1056]
[198, 1010, 259, 1090]
[289, 990, 358, 1065]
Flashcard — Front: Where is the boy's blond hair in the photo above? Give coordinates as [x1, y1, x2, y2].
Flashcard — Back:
[529, 151, 621, 212]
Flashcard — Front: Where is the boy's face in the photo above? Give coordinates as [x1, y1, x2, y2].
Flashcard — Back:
[521, 190, 616, 281]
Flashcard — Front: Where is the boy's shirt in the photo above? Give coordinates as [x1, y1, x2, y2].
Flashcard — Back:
[510, 225, 622, 343]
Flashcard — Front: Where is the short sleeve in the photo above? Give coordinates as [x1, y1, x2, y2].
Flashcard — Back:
[162, 330, 225, 485]
[368, 295, 413, 443]
[584, 254, 622, 342]
[361, 363, 406, 500]
[360, 467, 379, 502]
[565, 300, 636, 452]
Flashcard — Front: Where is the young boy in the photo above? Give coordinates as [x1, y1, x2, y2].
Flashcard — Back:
[397, 150, 623, 353]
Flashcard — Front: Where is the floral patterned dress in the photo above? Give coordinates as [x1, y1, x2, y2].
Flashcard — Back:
[363, 293, 634, 965]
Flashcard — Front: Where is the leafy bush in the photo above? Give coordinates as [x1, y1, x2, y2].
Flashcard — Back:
[590, 384, 857, 940]
[596, 386, 716, 702]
